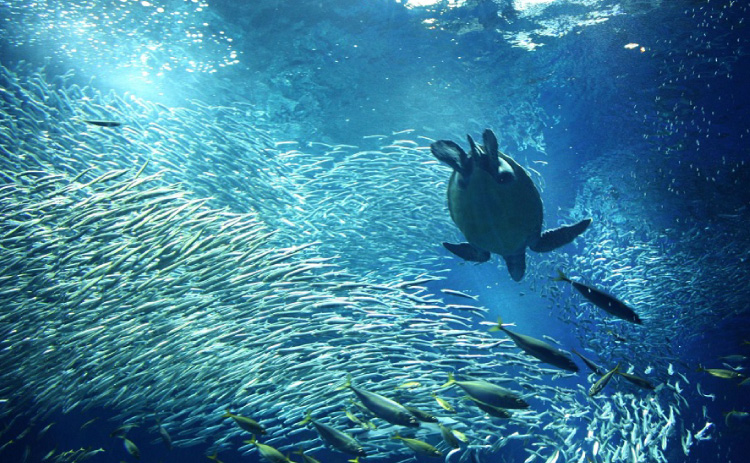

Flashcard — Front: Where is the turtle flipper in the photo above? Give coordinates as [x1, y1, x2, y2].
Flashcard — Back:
[482, 129, 499, 174]
[442, 242, 491, 263]
[477, 129, 514, 184]
[431, 140, 472, 177]
[530, 218, 592, 253]
[503, 253, 526, 281]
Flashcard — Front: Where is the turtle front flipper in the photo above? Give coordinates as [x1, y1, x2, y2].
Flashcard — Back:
[442, 242, 491, 263]
[502, 253, 526, 282]
[530, 218, 592, 253]
[431, 140, 472, 177]
[476, 130, 514, 184]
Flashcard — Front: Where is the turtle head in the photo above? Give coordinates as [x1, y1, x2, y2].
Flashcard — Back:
[468, 130, 515, 184]
[495, 157, 515, 184]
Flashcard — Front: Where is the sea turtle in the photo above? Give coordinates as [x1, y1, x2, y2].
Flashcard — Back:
[430, 129, 591, 281]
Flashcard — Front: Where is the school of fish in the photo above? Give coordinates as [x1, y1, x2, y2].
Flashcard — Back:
[0, 59, 744, 463]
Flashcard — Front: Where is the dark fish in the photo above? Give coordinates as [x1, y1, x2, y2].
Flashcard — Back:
[244, 436, 291, 463]
[223, 411, 266, 435]
[618, 371, 656, 390]
[554, 271, 642, 324]
[338, 375, 419, 427]
[403, 405, 438, 423]
[438, 423, 461, 449]
[83, 119, 123, 127]
[490, 317, 579, 372]
[293, 448, 323, 463]
[109, 423, 137, 438]
[155, 418, 172, 451]
[571, 349, 607, 375]
[697, 366, 746, 380]
[391, 434, 442, 457]
[442, 373, 529, 409]
[606, 330, 628, 342]
[465, 397, 512, 418]
[80, 417, 100, 430]
[122, 437, 140, 459]
[588, 364, 619, 397]
[299, 411, 367, 457]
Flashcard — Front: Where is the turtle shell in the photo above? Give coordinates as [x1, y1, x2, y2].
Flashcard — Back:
[446, 157, 543, 258]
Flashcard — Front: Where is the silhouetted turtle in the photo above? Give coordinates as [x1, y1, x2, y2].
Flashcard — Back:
[431, 129, 591, 281]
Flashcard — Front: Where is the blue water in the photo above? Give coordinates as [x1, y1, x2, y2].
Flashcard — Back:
[1, 0, 749, 462]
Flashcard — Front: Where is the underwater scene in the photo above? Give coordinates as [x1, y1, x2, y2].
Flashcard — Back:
[1, 0, 749, 462]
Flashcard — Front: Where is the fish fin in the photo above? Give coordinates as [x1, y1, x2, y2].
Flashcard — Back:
[502, 253, 526, 281]
[298, 410, 312, 426]
[552, 270, 570, 282]
[391, 433, 402, 440]
[243, 435, 257, 445]
[221, 411, 233, 418]
[440, 373, 456, 388]
[348, 458, 360, 463]
[442, 242, 490, 263]
[488, 316, 504, 332]
[430, 140, 471, 175]
[335, 374, 353, 391]
[531, 218, 592, 253]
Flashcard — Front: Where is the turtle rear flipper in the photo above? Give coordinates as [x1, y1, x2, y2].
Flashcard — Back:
[442, 242, 490, 262]
[503, 253, 526, 282]
[530, 218, 592, 253]
[431, 140, 472, 177]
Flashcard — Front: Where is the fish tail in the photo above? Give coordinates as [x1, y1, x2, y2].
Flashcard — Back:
[207, 453, 219, 462]
[293, 447, 305, 456]
[488, 316, 503, 332]
[440, 372, 456, 388]
[348, 458, 360, 463]
[391, 433, 402, 440]
[298, 410, 312, 426]
[553, 270, 570, 282]
[335, 373, 353, 391]
[243, 435, 257, 445]
[221, 411, 233, 418]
